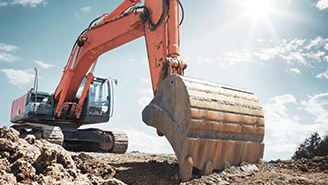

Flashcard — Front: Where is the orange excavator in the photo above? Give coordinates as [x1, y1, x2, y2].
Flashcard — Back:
[10, 0, 265, 181]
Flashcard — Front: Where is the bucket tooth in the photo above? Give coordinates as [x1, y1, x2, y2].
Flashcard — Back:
[142, 75, 265, 182]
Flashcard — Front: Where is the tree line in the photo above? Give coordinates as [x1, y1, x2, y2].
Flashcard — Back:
[292, 132, 328, 159]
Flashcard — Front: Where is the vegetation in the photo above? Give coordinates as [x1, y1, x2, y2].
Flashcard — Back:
[292, 132, 328, 159]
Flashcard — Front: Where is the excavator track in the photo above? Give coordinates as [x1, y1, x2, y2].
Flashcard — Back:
[111, 131, 129, 154]
[11, 124, 128, 154]
[143, 75, 265, 182]
[11, 123, 64, 146]
[63, 129, 128, 154]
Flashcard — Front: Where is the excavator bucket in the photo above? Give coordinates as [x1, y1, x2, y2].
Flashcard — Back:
[142, 75, 265, 182]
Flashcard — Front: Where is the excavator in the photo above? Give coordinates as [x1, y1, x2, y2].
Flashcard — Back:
[10, 0, 265, 182]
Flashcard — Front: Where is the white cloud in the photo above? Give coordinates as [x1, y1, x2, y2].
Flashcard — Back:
[265, 94, 297, 116]
[74, 12, 78, 19]
[127, 54, 134, 61]
[137, 88, 153, 106]
[255, 47, 279, 61]
[11, 0, 47, 7]
[258, 38, 266, 42]
[287, 52, 307, 65]
[80, 6, 91, 12]
[264, 94, 328, 158]
[285, 38, 306, 51]
[0, 68, 35, 88]
[306, 50, 325, 62]
[138, 88, 152, 95]
[316, 68, 328, 79]
[197, 37, 328, 71]
[141, 57, 148, 64]
[301, 93, 328, 124]
[0, 43, 18, 52]
[197, 55, 215, 64]
[324, 43, 328, 50]
[197, 55, 230, 68]
[0, 43, 19, 62]
[305, 36, 325, 50]
[0, 1, 9, 6]
[114, 127, 174, 154]
[290, 68, 300, 74]
[252, 37, 328, 66]
[316, 0, 328, 10]
[222, 50, 255, 62]
[0, 52, 20, 62]
[34, 60, 54, 68]
[138, 97, 152, 107]
[141, 78, 150, 84]
[264, 94, 302, 153]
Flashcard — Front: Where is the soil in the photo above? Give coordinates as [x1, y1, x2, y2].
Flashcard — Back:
[1, 126, 328, 185]
[71, 151, 328, 185]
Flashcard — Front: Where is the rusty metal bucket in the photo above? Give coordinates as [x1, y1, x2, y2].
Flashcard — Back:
[142, 75, 265, 182]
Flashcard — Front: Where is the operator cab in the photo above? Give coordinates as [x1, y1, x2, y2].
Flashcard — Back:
[78, 76, 115, 124]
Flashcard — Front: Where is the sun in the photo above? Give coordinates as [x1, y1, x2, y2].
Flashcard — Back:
[219, 0, 282, 47]
[245, 0, 273, 21]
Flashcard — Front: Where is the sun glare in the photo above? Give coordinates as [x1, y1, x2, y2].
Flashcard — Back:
[246, 0, 273, 21]
[220, 0, 282, 47]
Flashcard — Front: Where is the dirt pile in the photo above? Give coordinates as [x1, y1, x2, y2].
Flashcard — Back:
[269, 156, 328, 172]
[182, 159, 328, 185]
[68, 151, 328, 185]
[0, 126, 125, 185]
[1, 125, 328, 184]
[71, 151, 181, 185]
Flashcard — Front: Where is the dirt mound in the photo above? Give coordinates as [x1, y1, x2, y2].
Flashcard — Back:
[70, 151, 181, 185]
[269, 156, 328, 172]
[2, 126, 328, 184]
[68, 151, 328, 185]
[182, 159, 328, 185]
[0, 126, 125, 185]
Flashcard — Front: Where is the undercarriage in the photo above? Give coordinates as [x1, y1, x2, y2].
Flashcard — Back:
[11, 123, 128, 154]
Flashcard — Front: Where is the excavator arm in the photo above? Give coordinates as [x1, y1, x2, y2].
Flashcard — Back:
[53, 0, 186, 118]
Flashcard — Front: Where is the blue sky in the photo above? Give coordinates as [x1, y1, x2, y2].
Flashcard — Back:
[1, 0, 328, 161]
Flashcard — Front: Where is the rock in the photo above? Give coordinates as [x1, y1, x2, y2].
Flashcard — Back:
[74, 153, 116, 179]
[44, 163, 70, 181]
[10, 138, 41, 163]
[300, 164, 309, 172]
[0, 169, 17, 184]
[102, 178, 127, 185]
[0, 138, 17, 152]
[0, 151, 10, 159]
[219, 180, 230, 185]
[240, 164, 259, 173]
[77, 152, 94, 159]
[0, 126, 119, 185]
[33, 142, 75, 173]
[0, 126, 19, 142]
[0, 158, 10, 172]
[10, 158, 36, 182]
[24, 134, 36, 144]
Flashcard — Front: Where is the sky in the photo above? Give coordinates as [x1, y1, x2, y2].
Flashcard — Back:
[0, 0, 328, 161]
